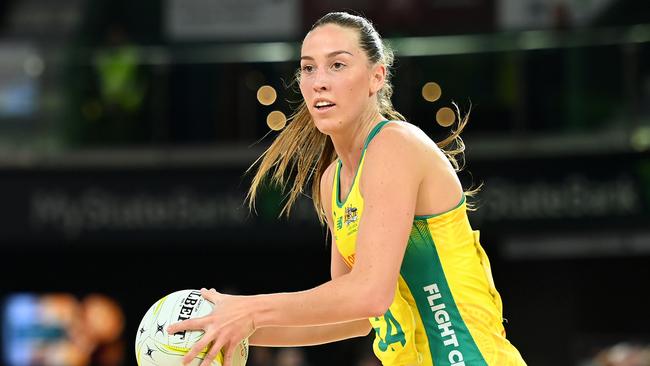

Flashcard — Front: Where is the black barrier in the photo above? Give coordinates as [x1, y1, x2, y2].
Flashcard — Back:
[1, 150, 648, 250]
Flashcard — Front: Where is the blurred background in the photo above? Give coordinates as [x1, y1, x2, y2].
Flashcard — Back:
[0, 0, 649, 365]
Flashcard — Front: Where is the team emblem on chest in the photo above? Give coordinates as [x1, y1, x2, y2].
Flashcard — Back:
[344, 205, 358, 226]
[335, 204, 360, 237]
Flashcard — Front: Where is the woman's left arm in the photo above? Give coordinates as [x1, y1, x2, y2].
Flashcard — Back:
[168, 127, 423, 366]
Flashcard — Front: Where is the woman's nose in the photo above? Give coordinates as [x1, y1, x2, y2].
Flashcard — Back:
[312, 70, 329, 91]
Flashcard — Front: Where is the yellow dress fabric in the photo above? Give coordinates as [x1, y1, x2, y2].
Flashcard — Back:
[331, 121, 526, 366]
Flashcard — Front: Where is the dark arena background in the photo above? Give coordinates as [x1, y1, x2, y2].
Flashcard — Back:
[1, 1, 650, 366]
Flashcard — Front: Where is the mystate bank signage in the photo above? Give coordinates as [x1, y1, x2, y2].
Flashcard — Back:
[0, 151, 648, 246]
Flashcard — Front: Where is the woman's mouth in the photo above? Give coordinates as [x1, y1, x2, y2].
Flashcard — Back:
[314, 100, 336, 112]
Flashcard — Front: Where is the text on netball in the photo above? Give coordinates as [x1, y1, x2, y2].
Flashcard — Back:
[423, 283, 465, 366]
[173, 290, 202, 340]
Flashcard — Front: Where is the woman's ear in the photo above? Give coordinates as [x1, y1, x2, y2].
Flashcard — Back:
[369, 63, 386, 96]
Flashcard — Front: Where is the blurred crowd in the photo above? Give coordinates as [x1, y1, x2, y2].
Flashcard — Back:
[2, 293, 125, 366]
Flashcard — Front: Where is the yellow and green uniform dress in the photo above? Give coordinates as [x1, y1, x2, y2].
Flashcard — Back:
[331, 121, 526, 366]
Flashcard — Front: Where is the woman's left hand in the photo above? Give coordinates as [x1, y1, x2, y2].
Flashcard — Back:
[166, 288, 255, 366]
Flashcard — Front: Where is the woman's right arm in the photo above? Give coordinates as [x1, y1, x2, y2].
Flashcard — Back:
[248, 244, 372, 347]
[248, 162, 372, 347]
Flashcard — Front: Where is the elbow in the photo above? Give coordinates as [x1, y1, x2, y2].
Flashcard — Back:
[357, 285, 394, 318]
[367, 298, 392, 319]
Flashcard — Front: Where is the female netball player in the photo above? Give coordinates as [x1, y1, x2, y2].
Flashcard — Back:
[167, 11, 527, 366]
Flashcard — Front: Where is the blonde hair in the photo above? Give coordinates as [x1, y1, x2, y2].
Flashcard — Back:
[246, 12, 476, 225]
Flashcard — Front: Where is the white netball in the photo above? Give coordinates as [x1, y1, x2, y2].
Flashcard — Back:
[135, 289, 248, 366]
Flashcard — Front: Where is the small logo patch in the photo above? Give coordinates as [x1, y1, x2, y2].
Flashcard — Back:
[344, 205, 358, 226]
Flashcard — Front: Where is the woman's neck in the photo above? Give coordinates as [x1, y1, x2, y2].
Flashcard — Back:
[330, 108, 385, 177]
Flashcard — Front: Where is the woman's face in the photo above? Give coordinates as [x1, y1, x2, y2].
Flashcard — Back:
[299, 24, 384, 135]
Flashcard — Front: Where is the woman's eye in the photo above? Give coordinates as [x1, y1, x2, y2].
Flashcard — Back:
[301, 65, 314, 73]
[332, 62, 345, 70]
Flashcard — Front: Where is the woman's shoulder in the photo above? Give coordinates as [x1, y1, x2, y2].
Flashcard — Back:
[369, 120, 437, 157]
[360, 121, 429, 180]
[364, 120, 452, 179]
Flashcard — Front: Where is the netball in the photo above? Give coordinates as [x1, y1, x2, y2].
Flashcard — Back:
[135, 289, 248, 366]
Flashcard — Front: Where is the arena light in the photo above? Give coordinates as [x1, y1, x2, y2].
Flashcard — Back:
[267, 110, 287, 131]
[256, 85, 277, 106]
[421, 82, 441, 102]
[436, 107, 456, 127]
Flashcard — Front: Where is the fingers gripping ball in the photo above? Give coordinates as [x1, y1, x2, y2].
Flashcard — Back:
[135, 289, 249, 366]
